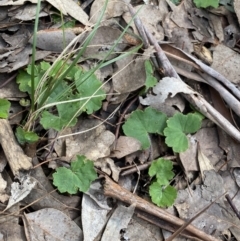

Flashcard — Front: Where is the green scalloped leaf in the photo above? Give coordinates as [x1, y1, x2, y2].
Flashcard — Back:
[15, 127, 39, 145]
[0, 99, 10, 119]
[40, 69, 106, 131]
[122, 107, 167, 149]
[149, 158, 174, 185]
[75, 70, 106, 114]
[149, 182, 177, 207]
[164, 113, 202, 152]
[144, 60, 157, 90]
[53, 155, 97, 194]
[193, 0, 219, 8]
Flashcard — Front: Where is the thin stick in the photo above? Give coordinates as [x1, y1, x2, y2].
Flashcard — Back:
[113, 95, 138, 149]
[198, 71, 240, 117]
[225, 194, 240, 220]
[0, 72, 17, 89]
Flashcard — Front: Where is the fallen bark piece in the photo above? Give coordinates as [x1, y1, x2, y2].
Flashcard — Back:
[103, 176, 220, 241]
[0, 119, 32, 176]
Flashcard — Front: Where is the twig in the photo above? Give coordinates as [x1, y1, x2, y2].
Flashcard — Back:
[121, 162, 152, 176]
[103, 176, 220, 241]
[184, 51, 240, 100]
[121, 155, 176, 176]
[113, 95, 138, 149]
[198, 71, 240, 117]
[126, 3, 149, 49]
[225, 194, 240, 220]
[143, 27, 179, 78]
[0, 72, 18, 89]
[0, 119, 32, 176]
[184, 93, 240, 142]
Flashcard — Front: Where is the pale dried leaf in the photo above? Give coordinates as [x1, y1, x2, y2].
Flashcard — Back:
[234, 0, 240, 25]
[0, 0, 38, 5]
[179, 135, 198, 172]
[85, 181, 112, 210]
[82, 193, 110, 241]
[112, 55, 147, 94]
[197, 143, 215, 179]
[83, 26, 128, 60]
[233, 168, 240, 188]
[95, 158, 121, 182]
[166, 0, 193, 29]
[90, 0, 130, 23]
[218, 128, 240, 168]
[101, 204, 135, 241]
[211, 44, 240, 85]
[0, 223, 26, 241]
[24, 208, 83, 241]
[0, 152, 7, 172]
[46, 0, 89, 25]
[0, 45, 32, 73]
[140, 92, 185, 117]
[111, 136, 142, 159]
[179, 128, 223, 172]
[65, 119, 115, 161]
[123, 5, 166, 41]
[126, 215, 162, 240]
[140, 76, 195, 105]
[169, 28, 193, 54]
[11, 4, 48, 21]
[174, 171, 232, 237]
[5, 176, 36, 211]
[0, 73, 27, 101]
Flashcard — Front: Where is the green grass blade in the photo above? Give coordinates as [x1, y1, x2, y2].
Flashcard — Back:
[37, 0, 109, 108]
[30, 0, 41, 112]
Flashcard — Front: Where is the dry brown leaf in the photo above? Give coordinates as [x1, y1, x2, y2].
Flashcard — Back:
[90, 0, 129, 23]
[197, 143, 215, 179]
[64, 118, 115, 161]
[82, 26, 128, 60]
[211, 44, 240, 85]
[0, 0, 38, 5]
[179, 127, 224, 172]
[174, 170, 233, 237]
[46, 0, 89, 25]
[123, 5, 166, 41]
[112, 54, 147, 94]
[111, 136, 142, 159]
[24, 208, 83, 241]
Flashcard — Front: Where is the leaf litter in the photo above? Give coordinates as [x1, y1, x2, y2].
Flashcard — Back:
[1, 0, 240, 240]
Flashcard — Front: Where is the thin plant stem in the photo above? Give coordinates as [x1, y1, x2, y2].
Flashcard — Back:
[30, 0, 42, 112]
